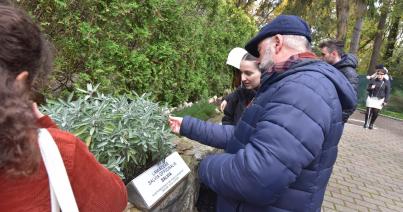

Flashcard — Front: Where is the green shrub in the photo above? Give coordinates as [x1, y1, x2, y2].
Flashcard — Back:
[173, 101, 219, 121]
[42, 84, 174, 181]
[18, 0, 256, 106]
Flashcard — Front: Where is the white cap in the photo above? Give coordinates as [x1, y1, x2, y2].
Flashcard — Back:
[226, 47, 248, 69]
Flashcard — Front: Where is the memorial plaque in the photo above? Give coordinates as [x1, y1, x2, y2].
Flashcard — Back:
[126, 151, 191, 209]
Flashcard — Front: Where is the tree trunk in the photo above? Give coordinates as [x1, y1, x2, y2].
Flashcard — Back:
[383, 15, 401, 60]
[336, 0, 349, 45]
[236, 0, 246, 8]
[367, 0, 390, 75]
[349, 0, 367, 54]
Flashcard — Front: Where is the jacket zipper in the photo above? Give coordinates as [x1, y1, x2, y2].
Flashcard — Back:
[374, 81, 385, 99]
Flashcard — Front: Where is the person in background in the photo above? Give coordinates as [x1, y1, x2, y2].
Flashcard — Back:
[319, 39, 359, 122]
[169, 15, 356, 211]
[367, 64, 393, 87]
[364, 65, 391, 129]
[220, 47, 261, 125]
[0, 5, 127, 211]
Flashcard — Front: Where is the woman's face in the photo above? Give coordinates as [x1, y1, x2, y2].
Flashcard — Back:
[377, 71, 385, 80]
[240, 60, 261, 90]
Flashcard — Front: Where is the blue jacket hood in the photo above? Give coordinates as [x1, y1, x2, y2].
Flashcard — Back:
[260, 59, 357, 111]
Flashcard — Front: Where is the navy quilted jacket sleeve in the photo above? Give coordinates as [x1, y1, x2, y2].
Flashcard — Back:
[180, 117, 234, 149]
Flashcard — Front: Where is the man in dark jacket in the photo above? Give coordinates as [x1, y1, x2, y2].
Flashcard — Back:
[169, 15, 357, 211]
[319, 40, 359, 122]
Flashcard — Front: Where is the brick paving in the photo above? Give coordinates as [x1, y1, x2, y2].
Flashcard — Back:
[321, 122, 403, 212]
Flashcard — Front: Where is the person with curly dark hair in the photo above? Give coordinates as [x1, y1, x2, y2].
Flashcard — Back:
[0, 5, 127, 211]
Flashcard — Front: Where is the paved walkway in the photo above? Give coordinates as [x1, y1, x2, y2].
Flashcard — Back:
[321, 112, 403, 211]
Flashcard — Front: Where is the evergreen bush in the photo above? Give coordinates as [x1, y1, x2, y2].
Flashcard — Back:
[18, 0, 256, 106]
[173, 100, 219, 121]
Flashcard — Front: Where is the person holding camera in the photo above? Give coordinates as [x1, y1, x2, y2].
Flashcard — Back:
[364, 65, 391, 129]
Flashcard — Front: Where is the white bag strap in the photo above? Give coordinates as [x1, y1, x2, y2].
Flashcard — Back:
[38, 129, 79, 212]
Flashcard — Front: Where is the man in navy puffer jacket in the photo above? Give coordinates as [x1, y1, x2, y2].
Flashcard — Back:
[169, 15, 357, 212]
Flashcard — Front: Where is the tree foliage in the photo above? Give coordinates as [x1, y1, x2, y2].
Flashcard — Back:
[17, 0, 256, 105]
[16, 0, 402, 95]
[237, 0, 401, 77]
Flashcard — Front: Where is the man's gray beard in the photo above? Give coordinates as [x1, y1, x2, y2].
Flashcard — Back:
[259, 47, 275, 72]
[259, 59, 274, 72]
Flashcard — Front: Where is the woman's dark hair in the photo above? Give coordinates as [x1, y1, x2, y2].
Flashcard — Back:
[375, 64, 387, 74]
[0, 5, 52, 176]
[376, 68, 386, 74]
[242, 53, 258, 62]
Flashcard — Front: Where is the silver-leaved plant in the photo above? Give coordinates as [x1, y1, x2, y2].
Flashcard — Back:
[42, 84, 174, 180]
